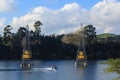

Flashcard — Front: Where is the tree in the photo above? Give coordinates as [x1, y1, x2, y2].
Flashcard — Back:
[3, 25, 13, 45]
[3, 25, 13, 38]
[33, 21, 43, 44]
[17, 27, 26, 41]
[0, 34, 3, 45]
[104, 58, 120, 80]
[34, 21, 43, 35]
[84, 25, 96, 44]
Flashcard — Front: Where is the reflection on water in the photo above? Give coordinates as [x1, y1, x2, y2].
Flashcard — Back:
[75, 61, 98, 80]
[0, 60, 118, 80]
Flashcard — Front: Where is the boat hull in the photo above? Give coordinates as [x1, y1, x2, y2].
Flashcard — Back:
[20, 60, 34, 70]
[75, 59, 87, 67]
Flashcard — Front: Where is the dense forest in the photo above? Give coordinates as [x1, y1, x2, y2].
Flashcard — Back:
[0, 21, 120, 60]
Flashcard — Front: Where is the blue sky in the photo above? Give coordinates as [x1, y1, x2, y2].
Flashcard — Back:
[1, 0, 101, 22]
[0, 0, 120, 35]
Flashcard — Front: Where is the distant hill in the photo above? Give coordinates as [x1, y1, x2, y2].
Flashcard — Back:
[97, 33, 115, 38]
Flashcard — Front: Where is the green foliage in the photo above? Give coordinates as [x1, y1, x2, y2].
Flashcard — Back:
[113, 77, 120, 80]
[34, 21, 43, 35]
[97, 33, 115, 38]
[3, 25, 13, 38]
[61, 25, 96, 47]
[17, 27, 26, 40]
[105, 58, 120, 74]
[104, 58, 120, 80]
[3, 25, 13, 45]
[84, 25, 96, 44]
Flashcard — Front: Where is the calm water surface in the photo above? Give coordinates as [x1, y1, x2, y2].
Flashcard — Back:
[0, 60, 118, 80]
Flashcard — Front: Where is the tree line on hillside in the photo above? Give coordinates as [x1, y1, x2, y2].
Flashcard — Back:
[0, 21, 120, 60]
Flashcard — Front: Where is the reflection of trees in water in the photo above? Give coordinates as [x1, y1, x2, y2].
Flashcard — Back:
[76, 61, 98, 80]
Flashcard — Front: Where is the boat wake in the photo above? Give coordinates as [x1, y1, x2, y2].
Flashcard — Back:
[33, 67, 57, 72]
[0, 67, 57, 72]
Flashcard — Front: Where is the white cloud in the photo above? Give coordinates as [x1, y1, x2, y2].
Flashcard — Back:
[0, 0, 17, 12]
[0, 18, 5, 26]
[90, 0, 120, 34]
[11, 0, 120, 35]
[11, 3, 87, 34]
[104, 27, 113, 33]
[0, 18, 6, 34]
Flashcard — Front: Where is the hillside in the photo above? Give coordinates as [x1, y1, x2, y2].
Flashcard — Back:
[97, 33, 115, 38]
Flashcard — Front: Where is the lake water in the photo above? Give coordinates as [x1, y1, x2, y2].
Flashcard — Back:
[0, 60, 118, 80]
